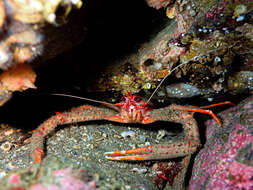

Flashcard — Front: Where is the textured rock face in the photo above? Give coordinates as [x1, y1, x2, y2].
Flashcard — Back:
[0, 157, 98, 190]
[189, 96, 253, 190]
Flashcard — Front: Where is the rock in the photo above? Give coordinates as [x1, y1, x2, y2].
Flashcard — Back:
[0, 122, 177, 189]
[227, 71, 253, 93]
[189, 95, 253, 190]
[0, 157, 98, 190]
[165, 83, 201, 98]
[145, 0, 172, 9]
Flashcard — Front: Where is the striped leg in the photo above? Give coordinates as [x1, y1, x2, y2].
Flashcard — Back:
[31, 105, 116, 163]
[170, 102, 234, 127]
[105, 106, 201, 160]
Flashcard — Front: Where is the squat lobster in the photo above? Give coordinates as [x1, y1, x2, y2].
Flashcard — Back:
[31, 91, 234, 163]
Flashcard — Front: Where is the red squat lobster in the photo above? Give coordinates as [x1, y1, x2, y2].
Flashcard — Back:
[31, 90, 234, 163]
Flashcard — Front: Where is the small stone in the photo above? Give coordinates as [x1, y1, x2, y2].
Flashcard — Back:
[234, 4, 247, 16]
[1, 142, 13, 152]
[139, 135, 146, 142]
[189, 9, 196, 17]
[236, 15, 245, 22]
[0, 171, 6, 178]
[7, 162, 15, 170]
[154, 63, 162, 70]
[132, 168, 148, 174]
[214, 56, 221, 63]
[156, 130, 167, 140]
[4, 129, 14, 136]
[121, 130, 135, 138]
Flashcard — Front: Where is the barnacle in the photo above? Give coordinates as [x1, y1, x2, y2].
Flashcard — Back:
[233, 4, 248, 17]
[6, 0, 45, 24]
[0, 64, 36, 106]
[0, 64, 36, 92]
[166, 5, 175, 19]
[0, 29, 44, 70]
[7, 28, 43, 64]
[178, 29, 252, 89]
[0, 89, 12, 106]
[140, 44, 185, 81]
[145, 0, 173, 9]
[0, 42, 12, 70]
[228, 71, 253, 93]
[0, 0, 82, 71]
[143, 82, 156, 90]
[0, 0, 5, 28]
[6, 0, 82, 24]
[1, 141, 13, 152]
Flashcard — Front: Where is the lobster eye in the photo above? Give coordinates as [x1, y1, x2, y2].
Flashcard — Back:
[133, 96, 141, 102]
[121, 96, 127, 102]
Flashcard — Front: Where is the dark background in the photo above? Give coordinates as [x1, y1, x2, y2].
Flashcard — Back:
[0, 0, 166, 129]
[0, 0, 248, 132]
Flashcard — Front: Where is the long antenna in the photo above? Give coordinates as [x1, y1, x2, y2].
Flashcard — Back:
[146, 62, 187, 104]
[51, 93, 117, 108]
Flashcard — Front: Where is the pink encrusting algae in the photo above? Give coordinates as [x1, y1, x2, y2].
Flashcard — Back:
[8, 174, 21, 185]
[189, 96, 253, 190]
[7, 167, 98, 190]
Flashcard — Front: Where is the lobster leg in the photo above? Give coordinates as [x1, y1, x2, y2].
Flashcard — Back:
[200, 101, 235, 109]
[105, 106, 201, 160]
[31, 105, 117, 163]
[105, 141, 200, 160]
[171, 105, 223, 126]
[169, 102, 234, 127]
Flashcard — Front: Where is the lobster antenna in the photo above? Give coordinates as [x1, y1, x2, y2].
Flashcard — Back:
[51, 93, 116, 108]
[146, 62, 187, 104]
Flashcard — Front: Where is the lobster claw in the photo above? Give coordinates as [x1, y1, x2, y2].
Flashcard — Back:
[104, 140, 200, 161]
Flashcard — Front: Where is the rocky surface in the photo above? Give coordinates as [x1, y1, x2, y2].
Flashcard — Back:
[2, 161, 98, 190]
[0, 116, 190, 189]
[0, 0, 252, 189]
[90, 0, 253, 100]
[189, 95, 253, 190]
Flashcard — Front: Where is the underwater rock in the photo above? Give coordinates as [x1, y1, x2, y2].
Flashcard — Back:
[0, 115, 193, 189]
[6, 0, 82, 24]
[165, 83, 201, 98]
[120, 130, 136, 138]
[228, 71, 253, 93]
[152, 156, 190, 190]
[0, 64, 36, 92]
[0, 64, 37, 106]
[0, 0, 83, 70]
[0, 123, 32, 150]
[0, 64, 36, 106]
[91, 0, 253, 98]
[145, 0, 172, 9]
[189, 95, 253, 190]
[0, 157, 98, 190]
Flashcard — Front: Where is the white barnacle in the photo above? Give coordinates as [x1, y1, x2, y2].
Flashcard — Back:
[236, 15, 245, 22]
[248, 77, 253, 89]
[121, 130, 135, 138]
[193, 56, 199, 61]
[0, 48, 9, 64]
[0, 43, 12, 69]
[1, 142, 13, 152]
[215, 56, 221, 63]
[46, 13, 56, 23]
[71, 0, 80, 4]
[146, 83, 151, 89]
